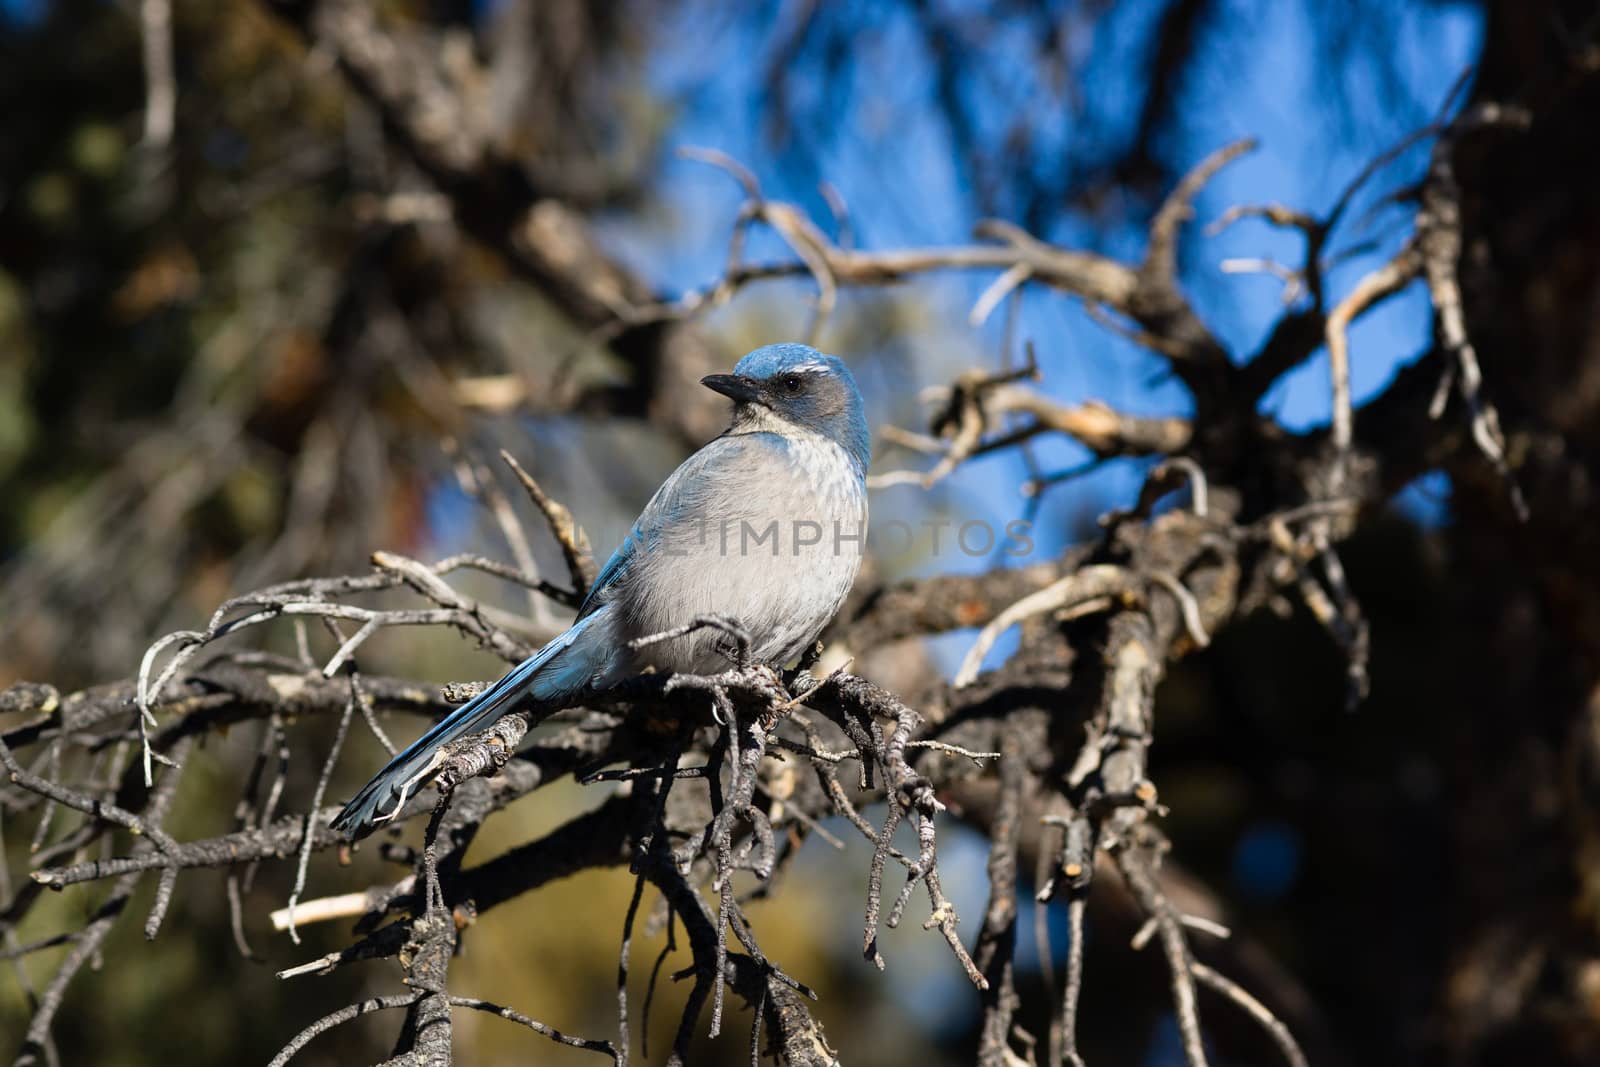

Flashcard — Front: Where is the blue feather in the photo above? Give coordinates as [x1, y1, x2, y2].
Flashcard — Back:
[330, 607, 609, 836]
[575, 531, 637, 619]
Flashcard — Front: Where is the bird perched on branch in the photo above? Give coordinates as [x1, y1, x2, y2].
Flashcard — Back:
[332, 343, 870, 837]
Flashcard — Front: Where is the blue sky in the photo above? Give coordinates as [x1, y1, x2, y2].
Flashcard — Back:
[589, 0, 1480, 556]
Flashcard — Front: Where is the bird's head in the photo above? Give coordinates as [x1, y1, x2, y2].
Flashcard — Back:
[702, 343, 870, 472]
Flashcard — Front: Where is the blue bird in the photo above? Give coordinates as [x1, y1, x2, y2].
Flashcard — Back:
[332, 343, 870, 837]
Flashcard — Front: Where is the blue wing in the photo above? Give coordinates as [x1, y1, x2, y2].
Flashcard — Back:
[575, 530, 636, 619]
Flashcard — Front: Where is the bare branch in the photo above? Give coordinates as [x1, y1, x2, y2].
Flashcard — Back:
[1324, 242, 1424, 491]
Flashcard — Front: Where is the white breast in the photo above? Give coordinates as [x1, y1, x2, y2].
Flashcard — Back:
[619, 428, 867, 674]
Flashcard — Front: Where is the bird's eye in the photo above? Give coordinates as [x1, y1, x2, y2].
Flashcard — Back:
[782, 375, 803, 393]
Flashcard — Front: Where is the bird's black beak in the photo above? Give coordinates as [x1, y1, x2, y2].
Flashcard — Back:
[701, 374, 764, 404]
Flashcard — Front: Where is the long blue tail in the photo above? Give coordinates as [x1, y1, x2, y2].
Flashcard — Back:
[331, 610, 604, 838]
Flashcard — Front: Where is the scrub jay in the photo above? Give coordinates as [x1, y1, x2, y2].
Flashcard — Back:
[332, 343, 870, 837]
